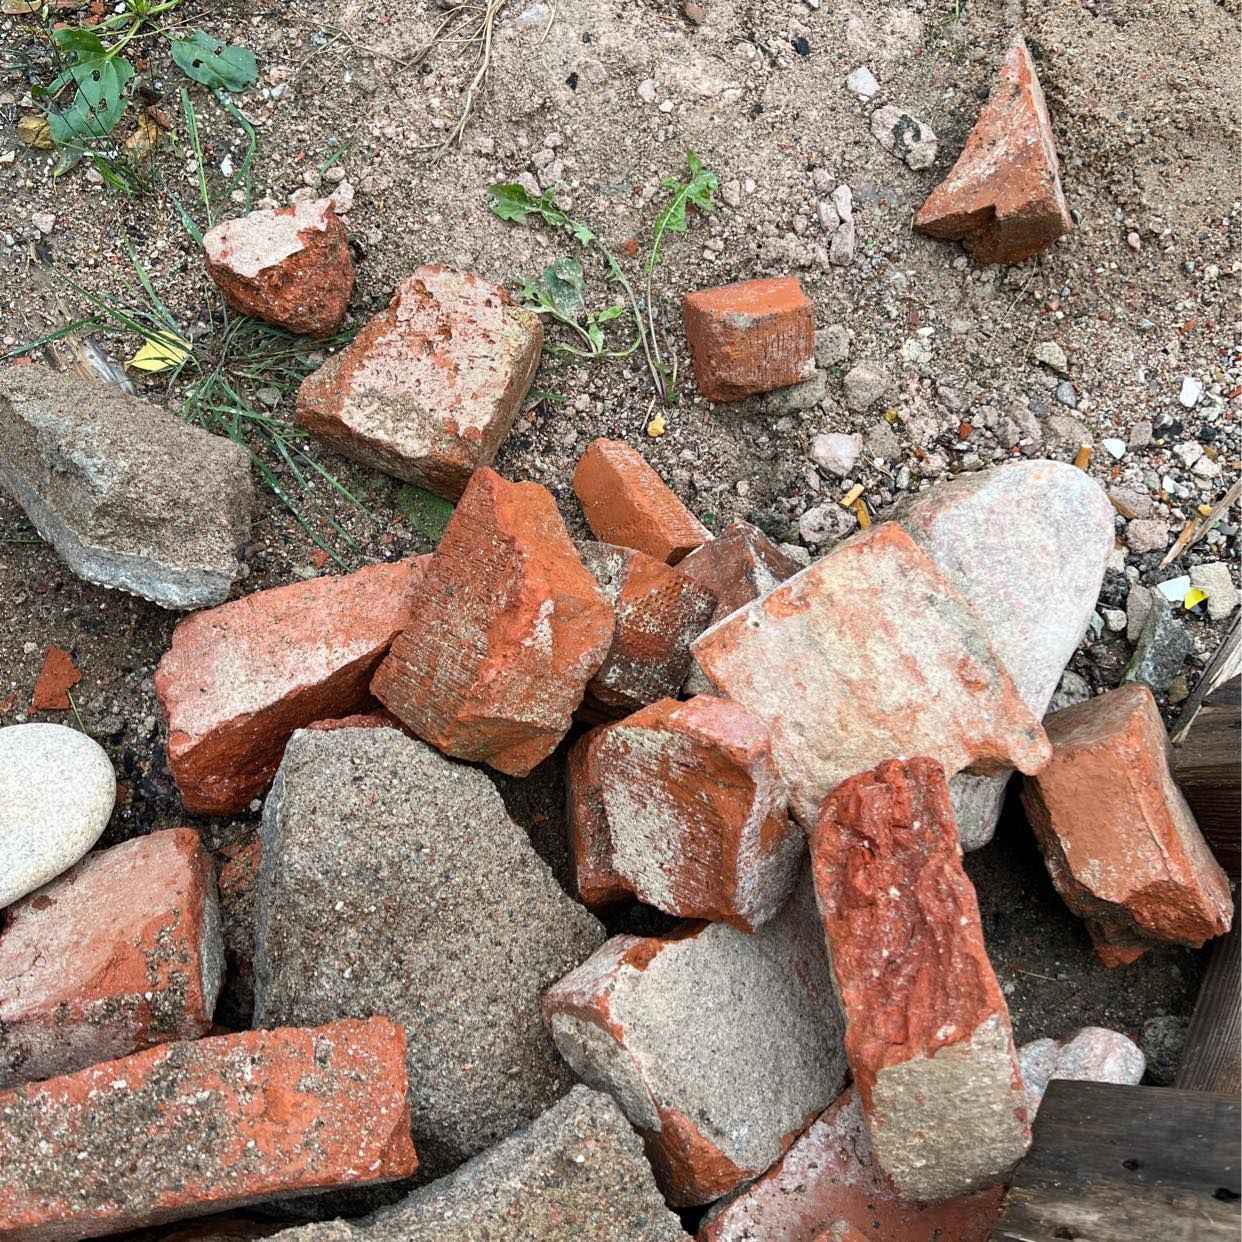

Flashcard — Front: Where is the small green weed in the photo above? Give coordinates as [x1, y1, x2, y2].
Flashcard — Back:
[396, 485, 455, 543]
[486, 152, 718, 406]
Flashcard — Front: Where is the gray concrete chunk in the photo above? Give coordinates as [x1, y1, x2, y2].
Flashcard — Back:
[252, 726, 606, 1178]
[0, 367, 253, 608]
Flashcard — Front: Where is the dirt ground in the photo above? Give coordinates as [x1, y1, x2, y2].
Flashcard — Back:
[0, 0, 1238, 1185]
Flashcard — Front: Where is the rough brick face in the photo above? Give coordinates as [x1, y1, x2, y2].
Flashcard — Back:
[0, 1018, 418, 1241]
[372, 468, 614, 776]
[699, 1088, 1007, 1242]
[0, 828, 223, 1088]
[155, 558, 427, 815]
[578, 541, 718, 710]
[914, 37, 1072, 265]
[573, 439, 711, 565]
[1020, 683, 1232, 966]
[204, 198, 355, 338]
[296, 267, 542, 499]
[682, 277, 816, 401]
[544, 875, 847, 1207]
[811, 758, 1029, 1200]
[691, 522, 1051, 825]
[676, 519, 801, 625]
[568, 696, 804, 929]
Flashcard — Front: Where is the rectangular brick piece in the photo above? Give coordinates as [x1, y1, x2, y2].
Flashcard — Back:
[699, 1088, 1006, 1242]
[691, 522, 1051, 825]
[0, 828, 223, 1087]
[371, 468, 614, 776]
[811, 758, 1029, 1200]
[682, 277, 816, 402]
[573, 439, 710, 565]
[0, 1017, 418, 1241]
[1020, 683, 1232, 966]
[155, 558, 428, 814]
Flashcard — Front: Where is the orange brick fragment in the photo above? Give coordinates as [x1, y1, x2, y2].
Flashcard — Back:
[0, 1018, 418, 1241]
[682, 276, 816, 401]
[579, 541, 718, 709]
[699, 1088, 1007, 1242]
[372, 468, 614, 776]
[155, 558, 428, 815]
[30, 647, 80, 711]
[573, 438, 710, 565]
[811, 758, 1029, 1200]
[914, 38, 1072, 265]
[0, 829, 223, 1087]
[676, 519, 802, 624]
[568, 696, 803, 929]
[1020, 684, 1232, 966]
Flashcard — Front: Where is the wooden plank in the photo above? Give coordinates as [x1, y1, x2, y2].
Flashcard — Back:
[992, 1080, 1240, 1242]
[1173, 616, 1240, 745]
[1174, 675, 1241, 876]
[1177, 918, 1241, 1096]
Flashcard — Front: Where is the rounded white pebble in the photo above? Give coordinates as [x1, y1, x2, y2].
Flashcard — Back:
[0, 724, 115, 907]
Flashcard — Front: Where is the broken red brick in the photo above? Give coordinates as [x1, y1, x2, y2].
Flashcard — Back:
[573, 438, 710, 565]
[682, 276, 816, 402]
[30, 646, 80, 711]
[0, 828, 222, 1087]
[203, 198, 355, 338]
[0, 1018, 417, 1241]
[1020, 684, 1233, 966]
[676, 519, 802, 624]
[304, 709, 410, 734]
[699, 1088, 1007, 1242]
[691, 522, 1051, 826]
[372, 468, 614, 776]
[578, 541, 718, 709]
[811, 758, 1029, 1200]
[296, 266, 543, 499]
[544, 877, 846, 1207]
[155, 557, 428, 815]
[569, 696, 803, 929]
[913, 37, 1072, 265]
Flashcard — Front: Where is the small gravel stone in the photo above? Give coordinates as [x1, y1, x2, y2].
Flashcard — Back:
[1032, 341, 1068, 373]
[814, 324, 850, 366]
[1125, 519, 1170, 554]
[1054, 380, 1078, 409]
[1129, 420, 1154, 448]
[810, 432, 863, 477]
[1189, 562, 1239, 621]
[1173, 441, 1204, 468]
[845, 66, 879, 99]
[1140, 1014, 1188, 1085]
[1126, 584, 1154, 643]
[1178, 377, 1203, 408]
[1102, 608, 1128, 633]
[1101, 438, 1126, 460]
[1123, 595, 1191, 694]
[798, 503, 854, 546]
[869, 105, 937, 170]
[1047, 669, 1091, 714]
[0, 724, 116, 907]
[843, 362, 891, 412]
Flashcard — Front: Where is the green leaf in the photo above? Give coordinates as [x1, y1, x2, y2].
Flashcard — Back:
[396, 484, 454, 543]
[540, 257, 587, 320]
[171, 31, 258, 92]
[647, 150, 719, 276]
[585, 320, 605, 352]
[597, 304, 625, 323]
[51, 27, 106, 55]
[486, 182, 538, 223]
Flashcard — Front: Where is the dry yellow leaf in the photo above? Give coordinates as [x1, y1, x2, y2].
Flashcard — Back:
[125, 112, 164, 159]
[16, 114, 52, 150]
[125, 331, 191, 374]
[646, 412, 666, 438]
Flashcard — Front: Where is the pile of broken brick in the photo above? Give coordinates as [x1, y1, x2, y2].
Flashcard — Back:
[0, 34, 1233, 1242]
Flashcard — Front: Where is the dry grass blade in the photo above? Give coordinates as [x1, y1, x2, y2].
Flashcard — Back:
[1157, 479, 1241, 570]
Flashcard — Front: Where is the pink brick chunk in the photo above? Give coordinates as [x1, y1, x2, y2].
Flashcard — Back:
[155, 558, 427, 815]
[811, 758, 1030, 1200]
[567, 696, 803, 929]
[0, 1018, 419, 1241]
[0, 829, 223, 1088]
[699, 1088, 1007, 1242]
[1020, 684, 1233, 966]
[691, 522, 1051, 825]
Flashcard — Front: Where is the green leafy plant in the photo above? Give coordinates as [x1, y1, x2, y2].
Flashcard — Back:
[29, 1, 256, 181]
[486, 152, 718, 405]
[396, 484, 455, 543]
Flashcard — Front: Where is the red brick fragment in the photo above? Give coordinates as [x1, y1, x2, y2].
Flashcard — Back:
[573, 438, 710, 565]
[1020, 684, 1232, 966]
[569, 696, 802, 929]
[578, 541, 718, 709]
[676, 519, 802, 624]
[0, 828, 223, 1087]
[154, 558, 427, 815]
[30, 647, 80, 711]
[372, 468, 614, 776]
[700, 1088, 1007, 1242]
[203, 198, 354, 338]
[682, 276, 816, 401]
[0, 1017, 418, 1241]
[914, 38, 1072, 265]
[811, 758, 1029, 1200]
[304, 709, 410, 734]
[296, 266, 543, 499]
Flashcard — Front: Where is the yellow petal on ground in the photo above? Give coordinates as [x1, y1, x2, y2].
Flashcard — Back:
[16, 114, 52, 150]
[126, 331, 191, 373]
[646, 412, 667, 438]
[1183, 587, 1209, 610]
